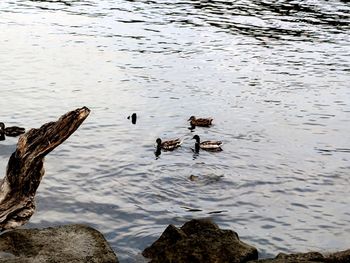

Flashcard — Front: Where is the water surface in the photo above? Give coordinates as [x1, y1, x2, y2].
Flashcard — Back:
[0, 0, 349, 262]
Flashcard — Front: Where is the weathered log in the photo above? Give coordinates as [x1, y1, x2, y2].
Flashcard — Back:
[0, 107, 90, 231]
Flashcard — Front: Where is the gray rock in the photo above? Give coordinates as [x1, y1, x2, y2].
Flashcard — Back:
[249, 250, 350, 263]
[248, 252, 325, 263]
[0, 224, 118, 263]
[325, 249, 350, 263]
[142, 218, 258, 263]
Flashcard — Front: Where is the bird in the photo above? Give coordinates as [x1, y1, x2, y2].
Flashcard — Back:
[188, 116, 213, 127]
[0, 122, 25, 137]
[155, 138, 182, 151]
[192, 134, 222, 152]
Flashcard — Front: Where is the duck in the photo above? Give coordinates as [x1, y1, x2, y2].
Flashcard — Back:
[188, 116, 213, 127]
[192, 134, 222, 152]
[0, 122, 25, 137]
[156, 138, 182, 151]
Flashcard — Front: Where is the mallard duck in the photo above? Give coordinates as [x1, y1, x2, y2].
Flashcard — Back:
[0, 122, 25, 137]
[192, 135, 222, 152]
[156, 138, 182, 151]
[188, 116, 213, 127]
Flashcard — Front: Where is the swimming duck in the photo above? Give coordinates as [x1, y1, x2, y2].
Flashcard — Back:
[0, 122, 25, 137]
[192, 134, 222, 152]
[156, 138, 182, 151]
[188, 116, 213, 127]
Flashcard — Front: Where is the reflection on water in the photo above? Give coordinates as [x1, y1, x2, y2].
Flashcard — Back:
[0, 0, 350, 262]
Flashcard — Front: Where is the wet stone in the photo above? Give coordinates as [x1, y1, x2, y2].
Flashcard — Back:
[249, 249, 350, 263]
[142, 218, 258, 263]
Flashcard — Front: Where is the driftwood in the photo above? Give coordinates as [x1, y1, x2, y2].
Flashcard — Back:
[0, 107, 90, 231]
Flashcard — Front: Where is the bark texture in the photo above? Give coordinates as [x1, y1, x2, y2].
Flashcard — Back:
[0, 107, 90, 231]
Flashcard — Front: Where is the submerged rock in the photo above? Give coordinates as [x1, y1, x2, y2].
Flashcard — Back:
[0, 224, 118, 263]
[142, 218, 258, 263]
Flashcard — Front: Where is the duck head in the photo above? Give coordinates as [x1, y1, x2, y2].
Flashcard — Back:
[156, 138, 162, 147]
[0, 122, 4, 131]
[192, 135, 200, 143]
[188, 116, 196, 121]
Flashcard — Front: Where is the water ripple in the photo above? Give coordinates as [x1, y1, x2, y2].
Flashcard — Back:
[1, 0, 349, 262]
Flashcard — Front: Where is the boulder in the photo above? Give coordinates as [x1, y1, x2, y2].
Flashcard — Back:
[325, 249, 350, 263]
[142, 218, 258, 263]
[0, 224, 118, 263]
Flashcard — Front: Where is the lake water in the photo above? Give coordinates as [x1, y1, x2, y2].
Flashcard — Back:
[0, 0, 349, 261]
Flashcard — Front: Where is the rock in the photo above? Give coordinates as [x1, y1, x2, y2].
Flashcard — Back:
[142, 218, 258, 263]
[325, 249, 350, 263]
[249, 250, 350, 263]
[0, 224, 118, 263]
[249, 252, 325, 263]
[275, 252, 324, 262]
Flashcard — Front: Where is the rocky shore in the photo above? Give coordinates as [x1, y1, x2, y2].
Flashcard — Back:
[143, 219, 350, 263]
[0, 219, 349, 262]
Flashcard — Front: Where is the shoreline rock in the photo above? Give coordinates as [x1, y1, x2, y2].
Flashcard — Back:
[0, 220, 348, 263]
[248, 249, 350, 263]
[0, 224, 118, 263]
[143, 219, 258, 263]
[142, 219, 350, 263]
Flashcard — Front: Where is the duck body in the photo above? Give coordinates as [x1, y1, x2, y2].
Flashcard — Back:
[192, 135, 222, 152]
[0, 122, 25, 137]
[156, 138, 182, 151]
[5, 127, 26, 137]
[188, 116, 213, 127]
